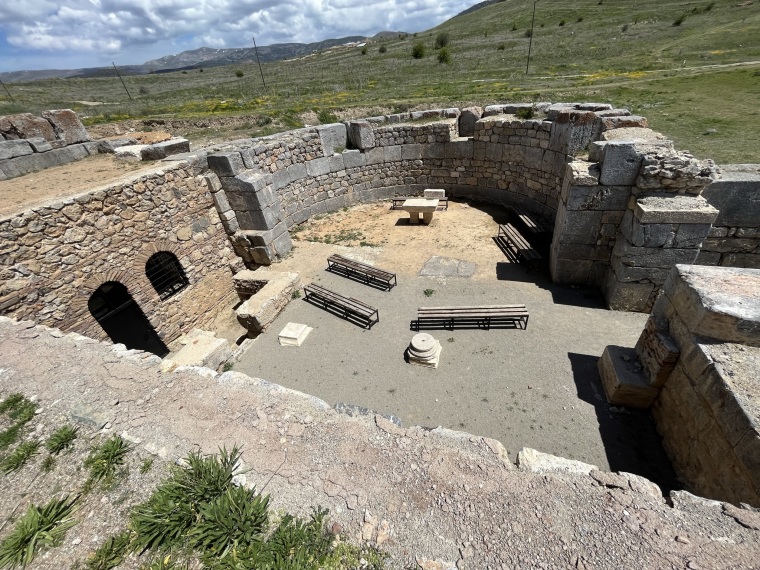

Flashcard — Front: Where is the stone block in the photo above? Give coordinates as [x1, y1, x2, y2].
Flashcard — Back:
[609, 257, 671, 284]
[696, 250, 722, 266]
[673, 223, 712, 249]
[306, 156, 331, 177]
[383, 145, 402, 162]
[422, 143, 446, 159]
[328, 153, 345, 173]
[665, 264, 760, 346]
[316, 123, 347, 156]
[401, 144, 422, 161]
[634, 195, 719, 225]
[41, 109, 90, 143]
[444, 140, 474, 160]
[170, 329, 234, 371]
[621, 219, 673, 248]
[235, 271, 301, 333]
[424, 189, 446, 199]
[27, 137, 53, 153]
[208, 152, 245, 177]
[565, 161, 599, 186]
[271, 229, 293, 257]
[604, 271, 655, 312]
[598, 345, 660, 408]
[347, 121, 375, 150]
[563, 184, 631, 212]
[554, 208, 603, 245]
[458, 107, 482, 137]
[248, 203, 283, 230]
[612, 240, 699, 268]
[599, 141, 643, 186]
[598, 115, 648, 131]
[517, 448, 598, 475]
[8, 113, 56, 141]
[635, 316, 680, 387]
[701, 167, 760, 228]
[721, 253, 760, 269]
[342, 149, 365, 169]
[0, 139, 33, 159]
[212, 190, 232, 214]
[140, 138, 190, 161]
[549, 257, 592, 284]
[365, 147, 385, 165]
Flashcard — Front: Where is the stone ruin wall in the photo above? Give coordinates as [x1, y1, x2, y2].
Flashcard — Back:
[1, 102, 759, 347]
[0, 110, 99, 180]
[0, 155, 240, 345]
[600, 265, 760, 505]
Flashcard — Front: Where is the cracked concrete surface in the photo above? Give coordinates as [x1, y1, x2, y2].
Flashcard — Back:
[1, 316, 759, 569]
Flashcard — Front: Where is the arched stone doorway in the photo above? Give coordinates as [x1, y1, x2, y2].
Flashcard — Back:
[88, 281, 168, 357]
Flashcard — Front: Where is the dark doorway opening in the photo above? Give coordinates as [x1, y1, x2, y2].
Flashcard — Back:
[88, 281, 169, 357]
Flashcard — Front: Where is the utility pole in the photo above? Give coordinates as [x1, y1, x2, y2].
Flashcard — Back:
[0, 79, 14, 102]
[526, 0, 538, 75]
[252, 36, 267, 90]
[112, 62, 133, 100]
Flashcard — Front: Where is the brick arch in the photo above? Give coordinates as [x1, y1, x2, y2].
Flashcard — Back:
[65, 268, 159, 341]
[133, 240, 186, 269]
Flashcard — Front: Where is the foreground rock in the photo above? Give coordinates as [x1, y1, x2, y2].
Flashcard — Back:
[0, 316, 758, 569]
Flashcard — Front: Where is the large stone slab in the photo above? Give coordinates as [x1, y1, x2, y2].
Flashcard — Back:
[0, 139, 33, 160]
[347, 121, 375, 150]
[665, 265, 760, 346]
[598, 345, 659, 408]
[316, 123, 347, 156]
[140, 138, 190, 160]
[168, 329, 234, 371]
[634, 195, 719, 225]
[41, 109, 90, 143]
[701, 166, 760, 228]
[599, 141, 643, 186]
[236, 270, 301, 334]
[8, 113, 56, 141]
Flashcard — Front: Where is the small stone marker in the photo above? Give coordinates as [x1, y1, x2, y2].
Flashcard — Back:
[424, 188, 446, 199]
[407, 333, 442, 368]
[278, 322, 312, 346]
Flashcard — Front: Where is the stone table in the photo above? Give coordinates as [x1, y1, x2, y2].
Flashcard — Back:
[402, 198, 439, 225]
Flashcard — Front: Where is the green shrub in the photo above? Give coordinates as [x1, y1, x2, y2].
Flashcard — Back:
[559, 19, 566, 26]
[516, 106, 535, 119]
[378, 45, 387, 54]
[85, 435, 132, 485]
[434, 32, 450, 49]
[437, 48, 452, 64]
[234, 70, 244, 78]
[317, 109, 338, 124]
[411, 41, 426, 59]
[511, 23, 518, 31]
[497, 43, 506, 51]
[86, 531, 133, 570]
[361, 46, 367, 55]
[0, 495, 79, 569]
[46, 425, 79, 455]
[622, 23, 629, 32]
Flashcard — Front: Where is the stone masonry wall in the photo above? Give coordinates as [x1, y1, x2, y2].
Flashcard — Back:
[0, 110, 98, 180]
[0, 156, 240, 344]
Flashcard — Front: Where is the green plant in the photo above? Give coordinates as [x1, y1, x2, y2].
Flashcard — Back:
[291, 289, 301, 300]
[434, 32, 450, 49]
[46, 425, 79, 455]
[516, 106, 535, 119]
[577, 16, 584, 23]
[621, 23, 629, 32]
[411, 41, 426, 59]
[42, 455, 56, 473]
[360, 46, 368, 55]
[86, 531, 133, 570]
[0, 495, 79, 569]
[423, 289, 435, 297]
[524, 29, 533, 38]
[511, 23, 517, 31]
[234, 70, 244, 78]
[497, 43, 506, 51]
[2, 440, 40, 474]
[0, 393, 36, 423]
[437, 48, 452, 65]
[378, 45, 387, 54]
[85, 435, 132, 485]
[317, 109, 338, 124]
[140, 457, 154, 474]
[559, 19, 566, 26]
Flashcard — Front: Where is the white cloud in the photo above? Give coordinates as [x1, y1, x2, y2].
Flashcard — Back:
[0, 0, 468, 71]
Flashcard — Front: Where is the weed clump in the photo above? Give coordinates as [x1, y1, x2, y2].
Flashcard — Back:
[434, 32, 450, 49]
[2, 440, 40, 474]
[85, 435, 132, 486]
[437, 47, 452, 64]
[46, 425, 79, 455]
[412, 41, 426, 59]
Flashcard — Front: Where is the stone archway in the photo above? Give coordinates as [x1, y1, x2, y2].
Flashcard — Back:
[88, 281, 168, 357]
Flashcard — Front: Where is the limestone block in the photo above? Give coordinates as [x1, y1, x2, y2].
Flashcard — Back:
[347, 121, 375, 150]
[621, 218, 673, 248]
[232, 269, 269, 298]
[721, 253, 760, 269]
[115, 144, 148, 159]
[604, 272, 655, 312]
[27, 137, 53, 153]
[609, 257, 671, 284]
[458, 107, 482, 137]
[271, 230, 293, 257]
[517, 448, 598, 475]
[554, 208, 603, 245]
[565, 161, 599, 186]
[673, 223, 712, 249]
[236, 271, 301, 334]
[443, 140, 473, 160]
[634, 195, 719, 225]
[563, 184, 631, 212]
[169, 329, 234, 371]
[41, 109, 90, 143]
[316, 123, 347, 156]
[598, 345, 660, 408]
[247, 203, 283, 231]
[140, 138, 190, 161]
[328, 153, 345, 173]
[696, 250, 722, 266]
[424, 189, 446, 199]
[8, 113, 56, 141]
[612, 240, 700, 268]
[306, 156, 331, 177]
[401, 144, 422, 161]
[342, 149, 365, 169]
[225, 172, 275, 210]
[0, 139, 33, 159]
[208, 152, 245, 177]
[702, 167, 760, 228]
[383, 145, 401, 162]
[211, 190, 232, 215]
[598, 115, 648, 131]
[599, 141, 642, 186]
[665, 264, 760, 346]
[635, 316, 680, 387]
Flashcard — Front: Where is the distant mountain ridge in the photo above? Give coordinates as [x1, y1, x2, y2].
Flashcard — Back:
[0, 34, 383, 82]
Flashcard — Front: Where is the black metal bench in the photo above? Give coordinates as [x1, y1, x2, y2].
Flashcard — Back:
[303, 283, 379, 329]
[327, 254, 397, 290]
[412, 305, 529, 330]
[391, 196, 449, 211]
[510, 205, 551, 235]
[496, 223, 543, 271]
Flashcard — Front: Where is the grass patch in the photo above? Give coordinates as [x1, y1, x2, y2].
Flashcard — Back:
[139, 457, 154, 474]
[85, 530, 133, 570]
[46, 425, 79, 455]
[423, 288, 435, 297]
[0, 495, 79, 568]
[1, 440, 41, 474]
[85, 435, 132, 486]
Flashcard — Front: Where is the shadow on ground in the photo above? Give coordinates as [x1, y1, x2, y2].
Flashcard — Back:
[568, 352, 680, 494]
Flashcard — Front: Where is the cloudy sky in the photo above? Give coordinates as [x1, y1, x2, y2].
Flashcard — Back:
[0, 0, 472, 72]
